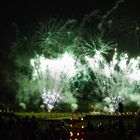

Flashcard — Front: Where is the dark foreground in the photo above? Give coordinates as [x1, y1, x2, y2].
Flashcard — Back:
[0, 112, 140, 140]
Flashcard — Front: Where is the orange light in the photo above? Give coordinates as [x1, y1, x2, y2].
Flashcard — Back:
[70, 132, 73, 137]
[77, 132, 79, 136]
[70, 124, 73, 127]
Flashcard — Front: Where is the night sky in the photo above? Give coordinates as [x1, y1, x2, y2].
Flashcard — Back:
[0, 0, 140, 47]
[0, 0, 110, 46]
[0, 0, 140, 104]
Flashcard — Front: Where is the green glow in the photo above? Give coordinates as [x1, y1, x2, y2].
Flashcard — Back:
[9, 16, 140, 112]
[85, 47, 140, 112]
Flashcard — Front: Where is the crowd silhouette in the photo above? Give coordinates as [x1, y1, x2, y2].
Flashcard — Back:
[0, 109, 140, 140]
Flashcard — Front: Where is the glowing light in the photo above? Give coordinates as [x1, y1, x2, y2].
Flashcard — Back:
[81, 118, 84, 121]
[19, 21, 140, 112]
[42, 90, 61, 111]
[70, 124, 73, 127]
[31, 52, 79, 111]
[77, 132, 79, 136]
[70, 132, 73, 137]
[85, 47, 140, 112]
[31, 52, 77, 80]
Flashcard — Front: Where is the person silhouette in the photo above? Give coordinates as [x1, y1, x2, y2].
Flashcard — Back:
[134, 109, 140, 138]
[118, 101, 123, 114]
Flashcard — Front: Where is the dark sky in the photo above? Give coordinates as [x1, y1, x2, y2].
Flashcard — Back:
[0, 0, 140, 48]
[0, 0, 118, 103]
[1, 0, 139, 22]
[0, 0, 140, 103]
[0, 0, 115, 46]
[1, 0, 116, 21]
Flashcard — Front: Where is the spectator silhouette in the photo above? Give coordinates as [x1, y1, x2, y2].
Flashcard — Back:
[29, 115, 39, 140]
[22, 116, 30, 140]
[87, 120, 94, 131]
[134, 109, 140, 139]
[117, 119, 126, 140]
[118, 101, 123, 114]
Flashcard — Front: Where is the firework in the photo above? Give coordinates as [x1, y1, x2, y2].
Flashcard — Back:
[30, 52, 79, 111]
